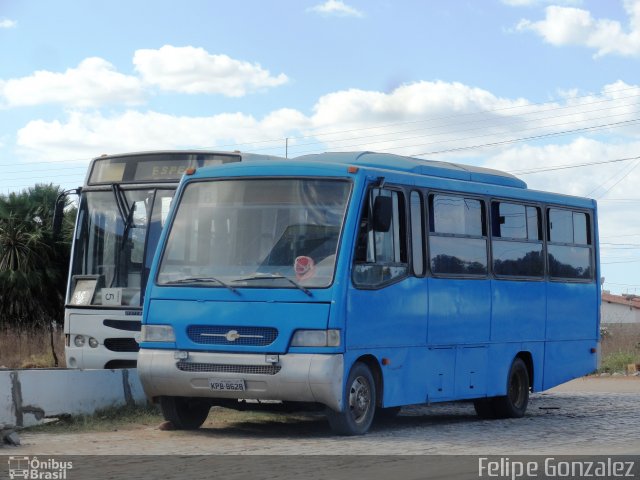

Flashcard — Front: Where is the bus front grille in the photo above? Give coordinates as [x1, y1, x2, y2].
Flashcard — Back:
[176, 361, 282, 375]
[104, 338, 140, 352]
[186, 325, 278, 346]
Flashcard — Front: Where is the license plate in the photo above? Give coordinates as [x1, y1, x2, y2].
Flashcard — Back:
[209, 378, 245, 391]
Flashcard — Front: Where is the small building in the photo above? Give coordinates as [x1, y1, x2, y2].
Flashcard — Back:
[601, 292, 640, 324]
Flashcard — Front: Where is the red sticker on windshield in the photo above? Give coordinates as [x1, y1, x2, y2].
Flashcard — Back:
[294, 256, 316, 280]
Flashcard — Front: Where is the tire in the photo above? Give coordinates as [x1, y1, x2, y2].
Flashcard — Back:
[160, 396, 211, 430]
[326, 362, 376, 435]
[473, 398, 498, 419]
[493, 357, 530, 418]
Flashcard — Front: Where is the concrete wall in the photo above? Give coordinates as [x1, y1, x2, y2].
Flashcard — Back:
[0, 368, 146, 427]
[601, 301, 640, 324]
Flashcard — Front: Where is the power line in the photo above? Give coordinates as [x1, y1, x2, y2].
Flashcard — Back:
[599, 198, 640, 202]
[595, 159, 640, 199]
[2, 96, 640, 189]
[508, 155, 640, 175]
[600, 232, 640, 238]
[408, 118, 640, 157]
[276, 98, 640, 154]
[2, 85, 640, 169]
[200, 85, 640, 152]
[585, 158, 640, 197]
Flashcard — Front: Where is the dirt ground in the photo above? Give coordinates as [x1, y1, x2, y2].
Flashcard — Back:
[7, 376, 639, 456]
[548, 375, 640, 393]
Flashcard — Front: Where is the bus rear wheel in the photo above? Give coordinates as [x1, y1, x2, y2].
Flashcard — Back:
[495, 357, 530, 418]
[472, 398, 498, 419]
[474, 357, 530, 419]
[326, 362, 376, 435]
[160, 396, 211, 430]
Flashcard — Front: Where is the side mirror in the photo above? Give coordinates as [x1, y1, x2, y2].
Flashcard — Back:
[372, 196, 392, 232]
[52, 188, 80, 240]
[52, 194, 66, 239]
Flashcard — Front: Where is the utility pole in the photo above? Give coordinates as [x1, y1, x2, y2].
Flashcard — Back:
[285, 137, 288, 159]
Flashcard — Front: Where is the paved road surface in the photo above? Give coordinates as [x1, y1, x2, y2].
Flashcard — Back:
[12, 377, 640, 455]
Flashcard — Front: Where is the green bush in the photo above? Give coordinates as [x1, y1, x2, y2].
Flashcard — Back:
[599, 350, 639, 374]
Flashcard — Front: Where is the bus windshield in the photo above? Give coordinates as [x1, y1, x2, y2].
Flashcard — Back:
[157, 178, 351, 289]
[69, 188, 174, 307]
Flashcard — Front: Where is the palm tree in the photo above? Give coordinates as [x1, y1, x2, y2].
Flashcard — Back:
[0, 183, 76, 365]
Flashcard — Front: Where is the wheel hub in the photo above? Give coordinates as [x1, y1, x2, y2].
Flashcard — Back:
[348, 376, 371, 423]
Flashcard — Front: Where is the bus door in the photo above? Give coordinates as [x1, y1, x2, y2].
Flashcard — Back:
[346, 187, 428, 407]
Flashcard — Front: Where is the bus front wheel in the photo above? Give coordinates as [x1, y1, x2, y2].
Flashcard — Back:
[160, 396, 210, 429]
[326, 362, 376, 435]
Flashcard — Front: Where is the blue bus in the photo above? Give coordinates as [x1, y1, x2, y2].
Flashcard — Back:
[138, 151, 600, 435]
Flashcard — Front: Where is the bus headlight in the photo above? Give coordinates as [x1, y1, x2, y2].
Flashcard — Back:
[73, 335, 85, 347]
[141, 325, 176, 342]
[291, 329, 340, 347]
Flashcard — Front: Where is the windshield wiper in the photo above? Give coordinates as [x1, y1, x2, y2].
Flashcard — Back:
[121, 202, 136, 250]
[164, 276, 239, 294]
[232, 273, 312, 297]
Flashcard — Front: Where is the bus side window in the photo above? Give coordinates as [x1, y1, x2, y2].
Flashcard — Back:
[353, 189, 408, 288]
[428, 193, 488, 276]
[491, 201, 544, 278]
[410, 191, 425, 277]
[547, 208, 593, 280]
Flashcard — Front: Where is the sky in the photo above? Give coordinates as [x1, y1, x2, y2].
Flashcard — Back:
[1, 0, 639, 294]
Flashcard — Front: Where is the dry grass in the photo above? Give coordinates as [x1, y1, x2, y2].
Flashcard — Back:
[0, 326, 66, 369]
[599, 324, 640, 373]
[25, 404, 164, 433]
[24, 404, 315, 434]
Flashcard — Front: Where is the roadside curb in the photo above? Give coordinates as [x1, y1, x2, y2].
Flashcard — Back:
[0, 368, 146, 427]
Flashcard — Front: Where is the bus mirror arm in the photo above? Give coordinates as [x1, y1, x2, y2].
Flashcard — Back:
[372, 196, 392, 232]
[52, 187, 81, 240]
[111, 184, 132, 225]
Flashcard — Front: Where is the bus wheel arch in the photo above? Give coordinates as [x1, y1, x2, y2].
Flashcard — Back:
[357, 354, 384, 408]
[516, 351, 534, 391]
[326, 359, 378, 435]
[494, 355, 530, 418]
[474, 352, 532, 420]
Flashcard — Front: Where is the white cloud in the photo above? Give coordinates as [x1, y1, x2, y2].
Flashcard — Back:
[483, 138, 639, 196]
[0, 18, 17, 28]
[10, 78, 640, 287]
[308, 0, 363, 18]
[1, 57, 144, 108]
[15, 109, 310, 162]
[12, 79, 640, 163]
[296, 80, 640, 159]
[516, 0, 640, 57]
[0, 46, 289, 109]
[502, 0, 582, 7]
[483, 138, 640, 260]
[133, 45, 289, 97]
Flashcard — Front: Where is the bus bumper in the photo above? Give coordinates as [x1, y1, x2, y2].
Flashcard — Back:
[137, 349, 344, 411]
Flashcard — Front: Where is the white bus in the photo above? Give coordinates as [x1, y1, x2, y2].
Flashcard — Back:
[60, 150, 279, 369]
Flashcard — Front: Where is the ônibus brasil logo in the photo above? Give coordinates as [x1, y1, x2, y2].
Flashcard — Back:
[8, 456, 73, 480]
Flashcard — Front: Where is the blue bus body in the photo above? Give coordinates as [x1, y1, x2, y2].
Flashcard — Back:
[138, 152, 600, 434]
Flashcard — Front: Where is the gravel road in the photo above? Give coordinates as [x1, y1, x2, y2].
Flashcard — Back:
[11, 376, 640, 456]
